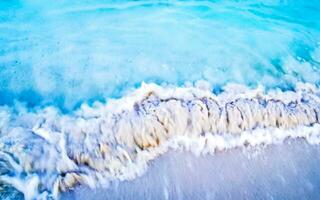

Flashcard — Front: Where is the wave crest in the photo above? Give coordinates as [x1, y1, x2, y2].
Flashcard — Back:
[0, 82, 320, 199]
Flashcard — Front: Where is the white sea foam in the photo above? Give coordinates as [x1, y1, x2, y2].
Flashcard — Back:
[0, 82, 320, 199]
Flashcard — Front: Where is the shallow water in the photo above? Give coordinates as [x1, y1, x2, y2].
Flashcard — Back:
[1, 0, 320, 199]
[1, 0, 319, 109]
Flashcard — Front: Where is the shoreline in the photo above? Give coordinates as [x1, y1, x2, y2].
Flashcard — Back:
[63, 138, 320, 200]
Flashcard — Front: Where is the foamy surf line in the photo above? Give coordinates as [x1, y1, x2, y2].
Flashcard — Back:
[0, 82, 320, 199]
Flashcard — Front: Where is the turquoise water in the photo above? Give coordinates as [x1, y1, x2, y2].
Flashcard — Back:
[1, 1, 320, 200]
[1, 0, 319, 109]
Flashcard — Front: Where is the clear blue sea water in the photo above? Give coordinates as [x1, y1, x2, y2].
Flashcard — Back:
[1, 0, 319, 110]
[1, 1, 320, 200]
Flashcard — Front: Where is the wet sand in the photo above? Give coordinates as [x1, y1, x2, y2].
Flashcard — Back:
[62, 139, 320, 200]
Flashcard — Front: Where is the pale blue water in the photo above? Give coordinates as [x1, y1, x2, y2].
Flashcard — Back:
[1, 1, 320, 200]
[1, 0, 319, 110]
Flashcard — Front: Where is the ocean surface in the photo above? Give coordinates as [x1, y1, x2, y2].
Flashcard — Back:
[0, 0, 320, 199]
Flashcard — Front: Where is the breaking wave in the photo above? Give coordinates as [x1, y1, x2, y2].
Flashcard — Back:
[0, 81, 320, 199]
